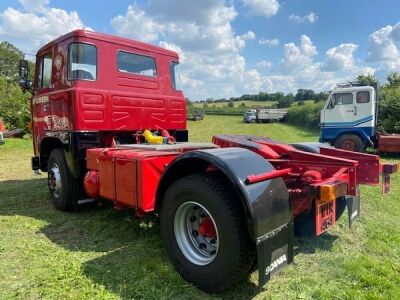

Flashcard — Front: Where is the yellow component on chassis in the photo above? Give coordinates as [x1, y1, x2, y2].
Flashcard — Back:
[316, 180, 348, 202]
[143, 130, 164, 144]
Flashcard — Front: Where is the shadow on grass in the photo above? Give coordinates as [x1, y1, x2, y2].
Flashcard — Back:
[0, 178, 335, 299]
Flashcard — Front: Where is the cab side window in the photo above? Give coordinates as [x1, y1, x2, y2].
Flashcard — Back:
[68, 43, 97, 81]
[37, 53, 53, 89]
[356, 91, 370, 103]
[333, 93, 353, 106]
[117, 51, 157, 77]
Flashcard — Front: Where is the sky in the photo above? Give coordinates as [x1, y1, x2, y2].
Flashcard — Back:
[0, 0, 399, 100]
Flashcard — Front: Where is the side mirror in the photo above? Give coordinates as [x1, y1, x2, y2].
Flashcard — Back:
[19, 59, 29, 80]
[18, 59, 33, 92]
[19, 79, 32, 91]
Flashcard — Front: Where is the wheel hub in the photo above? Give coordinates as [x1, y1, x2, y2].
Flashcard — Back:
[48, 163, 62, 199]
[342, 140, 356, 151]
[174, 201, 219, 266]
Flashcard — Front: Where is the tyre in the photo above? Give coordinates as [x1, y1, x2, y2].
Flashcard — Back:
[47, 149, 81, 211]
[160, 174, 255, 293]
[334, 134, 364, 152]
[294, 196, 347, 237]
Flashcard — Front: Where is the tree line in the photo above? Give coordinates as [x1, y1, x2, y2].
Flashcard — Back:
[191, 89, 329, 109]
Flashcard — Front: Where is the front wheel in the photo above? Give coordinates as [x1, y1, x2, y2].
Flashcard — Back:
[334, 134, 364, 152]
[160, 174, 255, 293]
[47, 149, 81, 211]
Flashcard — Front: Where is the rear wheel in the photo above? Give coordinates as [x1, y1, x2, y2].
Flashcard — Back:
[160, 174, 255, 293]
[335, 134, 364, 152]
[47, 149, 81, 211]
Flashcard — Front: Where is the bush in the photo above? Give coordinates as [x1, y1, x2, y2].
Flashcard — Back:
[0, 75, 31, 132]
[286, 102, 324, 128]
[379, 86, 400, 133]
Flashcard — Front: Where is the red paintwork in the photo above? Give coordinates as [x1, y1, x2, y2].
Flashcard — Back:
[378, 135, 400, 153]
[84, 170, 99, 197]
[86, 148, 178, 212]
[31, 30, 186, 157]
[212, 135, 384, 221]
[198, 217, 217, 239]
[246, 168, 292, 184]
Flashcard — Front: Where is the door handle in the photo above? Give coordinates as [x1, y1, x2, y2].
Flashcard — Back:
[354, 106, 357, 115]
[346, 110, 354, 112]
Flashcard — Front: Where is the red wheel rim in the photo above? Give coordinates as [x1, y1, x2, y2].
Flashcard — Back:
[342, 140, 355, 151]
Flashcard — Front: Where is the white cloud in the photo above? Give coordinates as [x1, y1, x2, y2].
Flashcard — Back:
[110, 4, 164, 42]
[323, 43, 359, 71]
[367, 22, 400, 72]
[243, 0, 280, 17]
[288, 12, 318, 24]
[111, 0, 260, 100]
[280, 35, 317, 71]
[18, 0, 49, 11]
[0, 1, 89, 52]
[239, 31, 256, 41]
[259, 38, 279, 46]
[256, 60, 272, 68]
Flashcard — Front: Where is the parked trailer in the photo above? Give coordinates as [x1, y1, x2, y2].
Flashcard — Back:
[320, 82, 400, 152]
[19, 30, 398, 293]
[243, 108, 287, 123]
[187, 109, 204, 121]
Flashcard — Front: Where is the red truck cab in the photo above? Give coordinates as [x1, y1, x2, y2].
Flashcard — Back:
[31, 30, 187, 176]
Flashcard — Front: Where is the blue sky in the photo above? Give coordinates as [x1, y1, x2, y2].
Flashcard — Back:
[0, 0, 399, 100]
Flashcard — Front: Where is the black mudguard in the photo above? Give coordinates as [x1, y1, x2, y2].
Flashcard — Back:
[158, 147, 294, 286]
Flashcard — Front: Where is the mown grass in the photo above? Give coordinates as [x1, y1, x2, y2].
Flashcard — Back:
[188, 115, 319, 143]
[0, 116, 399, 299]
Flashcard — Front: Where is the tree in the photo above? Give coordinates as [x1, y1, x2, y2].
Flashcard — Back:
[227, 100, 234, 108]
[0, 41, 34, 82]
[379, 85, 400, 133]
[355, 73, 377, 86]
[0, 75, 31, 131]
[387, 72, 400, 88]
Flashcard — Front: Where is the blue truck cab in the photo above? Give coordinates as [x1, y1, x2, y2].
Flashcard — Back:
[319, 84, 378, 152]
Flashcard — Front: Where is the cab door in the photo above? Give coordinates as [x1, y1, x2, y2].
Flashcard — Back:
[322, 92, 355, 126]
[32, 51, 54, 153]
[354, 88, 375, 127]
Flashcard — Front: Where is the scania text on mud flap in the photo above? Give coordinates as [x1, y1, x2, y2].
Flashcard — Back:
[20, 30, 398, 293]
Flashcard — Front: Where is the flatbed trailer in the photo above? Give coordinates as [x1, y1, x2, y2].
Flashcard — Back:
[19, 30, 398, 293]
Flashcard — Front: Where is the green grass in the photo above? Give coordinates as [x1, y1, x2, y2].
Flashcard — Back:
[1, 117, 400, 299]
[188, 115, 319, 143]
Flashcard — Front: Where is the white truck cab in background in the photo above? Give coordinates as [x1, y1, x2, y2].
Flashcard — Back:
[320, 84, 377, 152]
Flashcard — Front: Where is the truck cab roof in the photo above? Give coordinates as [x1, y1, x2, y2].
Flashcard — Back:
[332, 85, 375, 94]
[37, 29, 179, 59]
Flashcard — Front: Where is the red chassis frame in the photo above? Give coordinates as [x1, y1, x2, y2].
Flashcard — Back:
[212, 135, 393, 235]
[84, 134, 394, 237]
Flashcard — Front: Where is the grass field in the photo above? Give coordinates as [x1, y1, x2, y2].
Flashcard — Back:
[1, 115, 400, 299]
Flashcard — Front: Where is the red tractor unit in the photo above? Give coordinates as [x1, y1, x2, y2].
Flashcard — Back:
[19, 30, 398, 293]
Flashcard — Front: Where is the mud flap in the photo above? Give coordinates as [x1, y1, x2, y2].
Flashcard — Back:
[256, 221, 294, 287]
[346, 194, 360, 228]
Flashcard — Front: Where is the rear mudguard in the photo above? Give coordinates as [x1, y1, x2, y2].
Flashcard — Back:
[157, 147, 294, 286]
